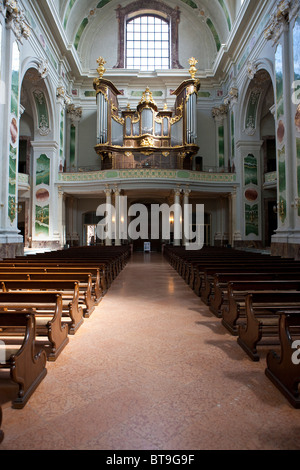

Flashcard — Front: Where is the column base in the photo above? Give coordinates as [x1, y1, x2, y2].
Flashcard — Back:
[0, 242, 24, 259]
[271, 231, 300, 259]
[271, 242, 300, 259]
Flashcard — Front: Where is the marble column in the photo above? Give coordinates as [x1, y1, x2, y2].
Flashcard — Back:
[0, 4, 30, 257]
[265, 0, 300, 257]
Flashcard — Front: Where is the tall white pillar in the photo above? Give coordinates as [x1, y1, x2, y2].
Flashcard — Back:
[265, 1, 300, 257]
[0, 4, 30, 257]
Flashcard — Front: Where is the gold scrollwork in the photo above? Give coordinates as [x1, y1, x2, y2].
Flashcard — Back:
[111, 101, 118, 113]
[132, 115, 141, 124]
[155, 116, 164, 124]
[112, 114, 125, 125]
[140, 136, 155, 147]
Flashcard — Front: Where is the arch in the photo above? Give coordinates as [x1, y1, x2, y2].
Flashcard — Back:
[236, 59, 275, 142]
[20, 57, 56, 141]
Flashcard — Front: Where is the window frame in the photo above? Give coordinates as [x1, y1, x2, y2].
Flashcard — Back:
[114, 0, 183, 69]
[126, 14, 170, 71]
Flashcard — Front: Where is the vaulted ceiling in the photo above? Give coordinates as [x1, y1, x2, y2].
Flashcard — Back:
[35, 0, 252, 84]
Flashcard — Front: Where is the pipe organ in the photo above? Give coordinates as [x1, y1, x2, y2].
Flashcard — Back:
[93, 57, 200, 170]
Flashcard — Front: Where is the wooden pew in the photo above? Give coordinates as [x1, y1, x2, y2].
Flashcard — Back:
[265, 310, 300, 409]
[222, 279, 300, 334]
[0, 406, 3, 443]
[0, 292, 69, 362]
[186, 252, 269, 288]
[0, 261, 110, 291]
[237, 292, 300, 361]
[0, 267, 106, 297]
[209, 272, 300, 318]
[0, 259, 110, 278]
[196, 264, 300, 300]
[1, 278, 95, 319]
[0, 310, 47, 409]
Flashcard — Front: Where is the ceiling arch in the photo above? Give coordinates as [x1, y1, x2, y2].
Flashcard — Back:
[57, 0, 233, 73]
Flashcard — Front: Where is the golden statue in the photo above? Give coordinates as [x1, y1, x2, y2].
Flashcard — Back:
[189, 57, 198, 80]
[96, 57, 106, 79]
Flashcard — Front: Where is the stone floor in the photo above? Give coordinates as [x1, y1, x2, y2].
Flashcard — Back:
[1, 252, 300, 450]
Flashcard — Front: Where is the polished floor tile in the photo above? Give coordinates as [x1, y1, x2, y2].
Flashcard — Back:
[1, 252, 300, 450]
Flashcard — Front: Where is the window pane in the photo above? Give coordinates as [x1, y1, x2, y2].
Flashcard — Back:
[126, 15, 170, 71]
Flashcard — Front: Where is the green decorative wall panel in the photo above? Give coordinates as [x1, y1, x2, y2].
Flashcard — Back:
[36, 154, 50, 186]
[60, 110, 64, 160]
[294, 16, 300, 216]
[70, 124, 76, 167]
[206, 19, 221, 52]
[74, 18, 89, 50]
[231, 111, 235, 158]
[35, 205, 49, 236]
[63, 0, 76, 29]
[245, 204, 259, 236]
[218, 125, 224, 167]
[244, 154, 258, 186]
[10, 42, 20, 117]
[218, 0, 231, 31]
[8, 145, 17, 223]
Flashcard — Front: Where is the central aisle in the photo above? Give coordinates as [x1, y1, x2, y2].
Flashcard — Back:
[1, 252, 300, 450]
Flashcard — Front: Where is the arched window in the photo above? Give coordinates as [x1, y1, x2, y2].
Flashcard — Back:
[114, 1, 183, 69]
[126, 15, 170, 71]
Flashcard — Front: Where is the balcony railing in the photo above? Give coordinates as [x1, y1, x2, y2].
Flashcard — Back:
[64, 165, 234, 174]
